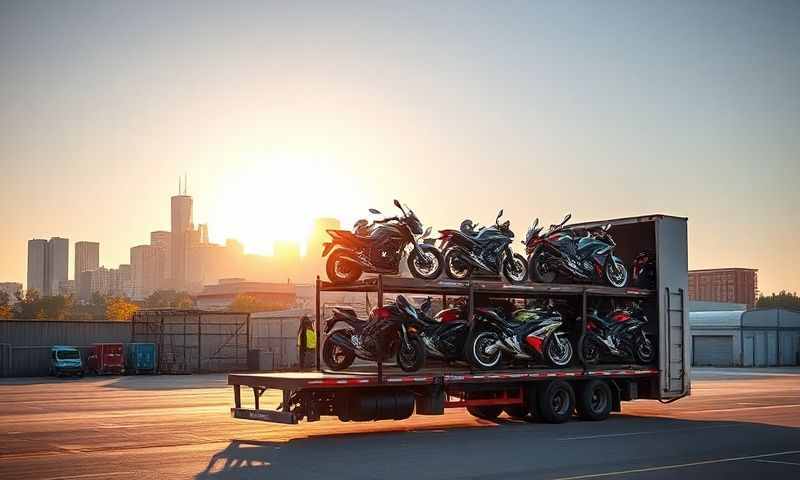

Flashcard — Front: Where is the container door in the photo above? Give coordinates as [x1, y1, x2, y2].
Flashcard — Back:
[656, 217, 690, 400]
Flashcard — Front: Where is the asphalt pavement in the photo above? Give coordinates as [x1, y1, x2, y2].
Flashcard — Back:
[1, 368, 799, 479]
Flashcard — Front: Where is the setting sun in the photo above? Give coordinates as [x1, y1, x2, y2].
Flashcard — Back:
[208, 151, 361, 256]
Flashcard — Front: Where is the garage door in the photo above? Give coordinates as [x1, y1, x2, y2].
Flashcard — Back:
[693, 336, 734, 367]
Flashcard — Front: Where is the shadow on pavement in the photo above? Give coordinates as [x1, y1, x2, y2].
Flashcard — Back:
[194, 416, 800, 480]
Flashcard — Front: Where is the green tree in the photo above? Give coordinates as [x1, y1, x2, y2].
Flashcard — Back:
[228, 294, 286, 313]
[14, 289, 41, 319]
[756, 291, 800, 311]
[0, 290, 10, 307]
[144, 290, 194, 309]
[0, 291, 12, 320]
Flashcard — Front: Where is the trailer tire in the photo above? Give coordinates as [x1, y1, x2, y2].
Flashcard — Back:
[537, 380, 575, 424]
[467, 405, 503, 421]
[576, 379, 612, 421]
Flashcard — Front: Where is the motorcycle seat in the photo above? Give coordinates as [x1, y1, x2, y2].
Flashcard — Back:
[332, 306, 362, 322]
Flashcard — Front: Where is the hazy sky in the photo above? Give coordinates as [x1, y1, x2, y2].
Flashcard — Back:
[1, 1, 798, 294]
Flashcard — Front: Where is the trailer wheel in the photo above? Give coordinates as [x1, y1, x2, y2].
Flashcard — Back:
[467, 405, 503, 420]
[537, 380, 575, 424]
[576, 379, 612, 421]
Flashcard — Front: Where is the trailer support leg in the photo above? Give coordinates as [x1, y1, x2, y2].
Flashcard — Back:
[234, 384, 241, 409]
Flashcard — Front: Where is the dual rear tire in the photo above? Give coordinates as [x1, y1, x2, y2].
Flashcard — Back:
[465, 379, 613, 424]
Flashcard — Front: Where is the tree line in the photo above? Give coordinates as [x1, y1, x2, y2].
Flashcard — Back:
[0, 288, 289, 320]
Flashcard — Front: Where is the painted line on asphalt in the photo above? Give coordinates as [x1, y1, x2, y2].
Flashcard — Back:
[40, 473, 138, 480]
[558, 424, 737, 441]
[693, 370, 800, 377]
[752, 459, 800, 467]
[549, 450, 800, 479]
[682, 403, 800, 414]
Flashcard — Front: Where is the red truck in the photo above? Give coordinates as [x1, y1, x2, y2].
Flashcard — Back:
[88, 343, 125, 375]
[229, 214, 689, 425]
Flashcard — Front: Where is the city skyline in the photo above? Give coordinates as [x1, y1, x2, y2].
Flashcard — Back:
[1, 2, 798, 295]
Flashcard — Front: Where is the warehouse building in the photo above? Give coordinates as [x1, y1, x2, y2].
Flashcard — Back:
[690, 307, 800, 367]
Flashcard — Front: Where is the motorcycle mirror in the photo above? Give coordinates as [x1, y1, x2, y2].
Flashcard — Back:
[496, 209, 503, 223]
[603, 223, 611, 231]
[421, 226, 432, 239]
[532, 218, 539, 229]
[368, 208, 381, 214]
[393, 199, 402, 209]
[562, 213, 572, 225]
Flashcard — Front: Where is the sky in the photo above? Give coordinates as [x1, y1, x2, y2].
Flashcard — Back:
[0, 0, 798, 294]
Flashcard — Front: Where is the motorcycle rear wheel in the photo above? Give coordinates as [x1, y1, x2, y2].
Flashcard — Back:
[326, 250, 363, 284]
[578, 335, 601, 365]
[444, 250, 473, 280]
[466, 331, 503, 370]
[322, 337, 356, 371]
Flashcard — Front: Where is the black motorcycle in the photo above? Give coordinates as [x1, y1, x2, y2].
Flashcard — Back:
[438, 209, 528, 284]
[322, 200, 444, 283]
[407, 297, 471, 362]
[322, 295, 427, 372]
[578, 303, 655, 365]
[465, 301, 574, 369]
[526, 214, 628, 288]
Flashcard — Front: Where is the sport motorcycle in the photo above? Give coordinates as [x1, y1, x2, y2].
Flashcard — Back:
[322, 295, 426, 372]
[438, 209, 528, 284]
[322, 200, 444, 283]
[407, 297, 470, 362]
[631, 251, 656, 289]
[465, 300, 574, 369]
[578, 303, 655, 365]
[525, 214, 628, 288]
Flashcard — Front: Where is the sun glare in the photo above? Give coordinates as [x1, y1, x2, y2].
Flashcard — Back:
[209, 152, 358, 256]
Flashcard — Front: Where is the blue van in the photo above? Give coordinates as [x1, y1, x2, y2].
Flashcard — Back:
[50, 345, 84, 377]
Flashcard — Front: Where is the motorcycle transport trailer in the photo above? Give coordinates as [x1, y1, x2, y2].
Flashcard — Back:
[228, 214, 689, 424]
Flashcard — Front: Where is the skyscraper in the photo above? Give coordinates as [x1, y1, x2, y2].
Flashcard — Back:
[27, 239, 47, 294]
[150, 230, 171, 285]
[74, 241, 100, 299]
[170, 194, 193, 290]
[46, 237, 69, 296]
[131, 245, 163, 300]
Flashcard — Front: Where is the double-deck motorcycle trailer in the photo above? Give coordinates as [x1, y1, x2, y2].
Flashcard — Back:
[228, 214, 689, 424]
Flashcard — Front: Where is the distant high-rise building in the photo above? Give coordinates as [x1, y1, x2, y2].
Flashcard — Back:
[58, 279, 75, 296]
[150, 230, 171, 284]
[74, 241, 99, 299]
[27, 239, 48, 294]
[46, 237, 68, 296]
[170, 194, 193, 290]
[197, 224, 209, 244]
[131, 245, 163, 300]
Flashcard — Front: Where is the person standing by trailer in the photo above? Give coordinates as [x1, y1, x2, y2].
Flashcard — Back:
[297, 315, 316, 370]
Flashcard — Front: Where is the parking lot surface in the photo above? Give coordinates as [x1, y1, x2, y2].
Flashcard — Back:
[1, 368, 799, 479]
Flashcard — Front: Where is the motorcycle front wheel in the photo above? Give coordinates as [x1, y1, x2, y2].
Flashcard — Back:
[544, 335, 574, 367]
[444, 249, 474, 280]
[407, 245, 444, 280]
[529, 246, 558, 283]
[322, 337, 356, 371]
[578, 335, 601, 366]
[633, 335, 655, 364]
[397, 335, 426, 372]
[604, 257, 628, 288]
[326, 250, 363, 284]
[502, 253, 529, 284]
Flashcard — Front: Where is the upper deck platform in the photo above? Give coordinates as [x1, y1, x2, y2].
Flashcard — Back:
[318, 276, 654, 298]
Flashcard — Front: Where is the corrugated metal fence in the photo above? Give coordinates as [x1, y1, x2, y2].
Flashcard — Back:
[0, 320, 131, 377]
